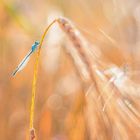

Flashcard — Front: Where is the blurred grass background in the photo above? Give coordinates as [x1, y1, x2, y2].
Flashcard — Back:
[0, 0, 140, 139]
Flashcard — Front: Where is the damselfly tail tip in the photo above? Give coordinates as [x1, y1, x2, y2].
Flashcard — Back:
[12, 70, 17, 77]
[12, 72, 16, 77]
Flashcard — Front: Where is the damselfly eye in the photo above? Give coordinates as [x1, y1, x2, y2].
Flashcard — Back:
[31, 41, 40, 52]
[34, 41, 40, 45]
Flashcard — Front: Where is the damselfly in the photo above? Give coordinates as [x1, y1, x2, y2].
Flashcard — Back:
[12, 41, 40, 76]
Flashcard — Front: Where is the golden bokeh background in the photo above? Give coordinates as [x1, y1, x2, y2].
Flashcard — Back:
[0, 0, 140, 140]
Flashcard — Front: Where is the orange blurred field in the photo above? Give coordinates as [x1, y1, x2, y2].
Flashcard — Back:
[0, 0, 140, 140]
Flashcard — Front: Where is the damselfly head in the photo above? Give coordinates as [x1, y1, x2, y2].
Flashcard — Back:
[32, 41, 40, 52]
[34, 41, 40, 45]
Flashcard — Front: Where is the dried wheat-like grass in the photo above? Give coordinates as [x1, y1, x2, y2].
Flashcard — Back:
[29, 16, 140, 140]
[57, 18, 99, 86]
[30, 17, 95, 133]
[30, 17, 98, 139]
